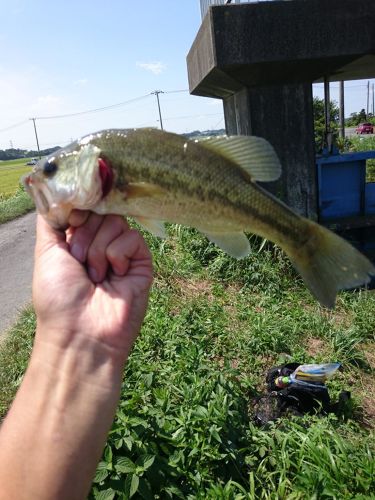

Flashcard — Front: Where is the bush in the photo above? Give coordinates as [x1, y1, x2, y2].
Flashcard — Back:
[0, 185, 34, 224]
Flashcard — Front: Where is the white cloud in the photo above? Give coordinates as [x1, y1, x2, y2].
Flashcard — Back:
[136, 61, 166, 75]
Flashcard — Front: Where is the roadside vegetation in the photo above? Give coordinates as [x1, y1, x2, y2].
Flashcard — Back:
[1, 226, 374, 499]
[313, 97, 375, 181]
[345, 109, 375, 128]
[342, 135, 375, 182]
[0, 159, 35, 224]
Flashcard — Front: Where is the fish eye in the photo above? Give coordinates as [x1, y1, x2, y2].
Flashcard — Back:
[43, 159, 58, 177]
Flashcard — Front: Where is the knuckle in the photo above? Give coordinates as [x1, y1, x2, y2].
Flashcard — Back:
[87, 244, 104, 264]
[107, 214, 126, 232]
[106, 243, 123, 263]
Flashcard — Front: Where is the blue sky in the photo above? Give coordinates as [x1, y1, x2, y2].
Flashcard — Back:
[0, 0, 373, 151]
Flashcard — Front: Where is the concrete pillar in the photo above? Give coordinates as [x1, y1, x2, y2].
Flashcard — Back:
[223, 83, 317, 219]
[187, 0, 375, 220]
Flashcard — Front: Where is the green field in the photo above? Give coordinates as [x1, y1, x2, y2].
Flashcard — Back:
[0, 159, 35, 223]
[1, 226, 374, 498]
[0, 159, 33, 199]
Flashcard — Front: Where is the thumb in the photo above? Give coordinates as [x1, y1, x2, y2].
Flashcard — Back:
[35, 215, 68, 257]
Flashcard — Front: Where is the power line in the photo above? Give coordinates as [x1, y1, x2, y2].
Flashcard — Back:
[314, 83, 371, 89]
[163, 89, 188, 94]
[0, 86, 251, 149]
[34, 93, 151, 120]
[0, 82, 372, 135]
[212, 116, 225, 129]
[0, 90, 189, 131]
[6, 140, 70, 150]
[164, 112, 222, 121]
[0, 120, 29, 133]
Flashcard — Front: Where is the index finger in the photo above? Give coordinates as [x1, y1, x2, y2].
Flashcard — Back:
[68, 210, 91, 227]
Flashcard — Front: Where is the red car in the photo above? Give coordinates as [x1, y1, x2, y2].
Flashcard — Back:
[356, 122, 374, 134]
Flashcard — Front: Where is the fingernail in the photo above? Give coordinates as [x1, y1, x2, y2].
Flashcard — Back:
[70, 243, 83, 262]
[88, 266, 99, 282]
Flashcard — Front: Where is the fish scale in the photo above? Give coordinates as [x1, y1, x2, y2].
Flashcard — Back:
[92, 130, 304, 241]
[23, 128, 375, 308]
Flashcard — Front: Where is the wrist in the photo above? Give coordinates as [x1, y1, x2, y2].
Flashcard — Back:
[0, 326, 126, 500]
[32, 324, 128, 392]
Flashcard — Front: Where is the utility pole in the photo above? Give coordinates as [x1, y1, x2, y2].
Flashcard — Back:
[339, 81, 345, 139]
[372, 83, 374, 117]
[151, 90, 164, 130]
[323, 77, 332, 152]
[30, 118, 41, 158]
[366, 80, 370, 118]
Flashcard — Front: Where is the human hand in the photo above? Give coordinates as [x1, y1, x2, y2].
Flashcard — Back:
[32, 212, 153, 359]
[0, 214, 153, 499]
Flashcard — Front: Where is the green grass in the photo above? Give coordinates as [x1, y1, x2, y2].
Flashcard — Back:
[0, 159, 33, 199]
[0, 185, 35, 224]
[0, 159, 35, 224]
[1, 226, 374, 498]
[339, 135, 375, 182]
[0, 306, 35, 416]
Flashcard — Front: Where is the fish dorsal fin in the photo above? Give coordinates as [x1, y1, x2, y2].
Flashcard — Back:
[203, 231, 251, 259]
[199, 135, 281, 182]
[133, 216, 166, 238]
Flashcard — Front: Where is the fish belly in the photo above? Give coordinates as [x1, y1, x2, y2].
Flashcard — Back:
[94, 178, 314, 257]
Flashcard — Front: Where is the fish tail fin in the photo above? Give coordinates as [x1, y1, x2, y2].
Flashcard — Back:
[287, 220, 375, 308]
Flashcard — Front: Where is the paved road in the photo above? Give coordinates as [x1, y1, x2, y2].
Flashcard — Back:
[0, 212, 36, 334]
[345, 127, 374, 137]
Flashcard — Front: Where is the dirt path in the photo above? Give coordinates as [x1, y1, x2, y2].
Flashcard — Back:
[0, 212, 36, 334]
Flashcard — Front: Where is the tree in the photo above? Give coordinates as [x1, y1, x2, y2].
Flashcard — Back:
[313, 97, 339, 153]
[0, 146, 60, 161]
[346, 109, 368, 126]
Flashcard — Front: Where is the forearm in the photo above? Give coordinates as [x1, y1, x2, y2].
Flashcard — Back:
[0, 327, 127, 500]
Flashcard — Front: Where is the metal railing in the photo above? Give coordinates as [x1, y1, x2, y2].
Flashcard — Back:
[200, 1, 274, 21]
[200, 0, 238, 20]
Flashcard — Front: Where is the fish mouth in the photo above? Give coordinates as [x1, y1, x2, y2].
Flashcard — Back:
[22, 173, 50, 214]
[22, 173, 72, 229]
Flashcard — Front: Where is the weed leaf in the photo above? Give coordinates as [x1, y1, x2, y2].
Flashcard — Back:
[116, 457, 136, 474]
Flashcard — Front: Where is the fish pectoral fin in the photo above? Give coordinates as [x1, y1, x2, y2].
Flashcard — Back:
[203, 231, 251, 259]
[200, 135, 281, 182]
[127, 182, 165, 198]
[133, 216, 166, 238]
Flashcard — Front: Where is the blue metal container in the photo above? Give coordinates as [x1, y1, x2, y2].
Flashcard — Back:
[316, 151, 375, 221]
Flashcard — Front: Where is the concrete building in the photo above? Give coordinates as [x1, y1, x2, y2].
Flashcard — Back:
[187, 0, 375, 220]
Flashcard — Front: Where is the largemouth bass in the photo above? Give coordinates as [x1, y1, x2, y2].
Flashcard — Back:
[23, 128, 375, 308]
